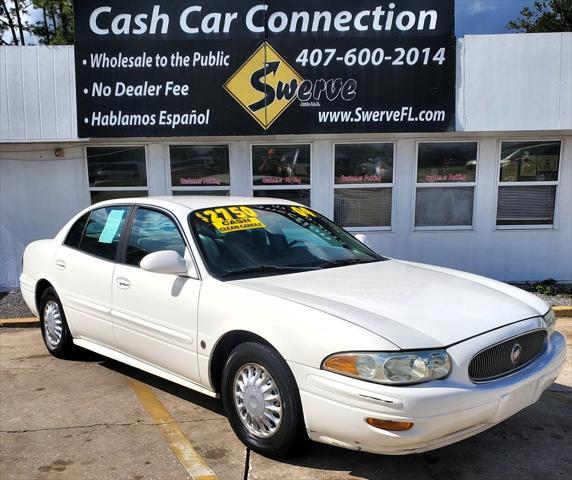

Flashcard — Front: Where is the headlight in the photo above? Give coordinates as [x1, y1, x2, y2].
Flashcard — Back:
[322, 350, 451, 385]
[542, 308, 556, 334]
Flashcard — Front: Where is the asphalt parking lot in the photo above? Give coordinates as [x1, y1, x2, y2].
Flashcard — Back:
[1, 322, 571, 480]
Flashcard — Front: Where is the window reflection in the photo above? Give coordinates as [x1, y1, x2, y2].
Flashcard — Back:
[335, 144, 393, 184]
[87, 147, 147, 188]
[252, 145, 310, 186]
[500, 141, 560, 182]
[170, 145, 230, 187]
[417, 142, 477, 183]
[415, 142, 478, 228]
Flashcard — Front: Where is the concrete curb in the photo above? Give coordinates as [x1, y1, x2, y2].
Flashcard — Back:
[554, 306, 572, 318]
[0, 317, 39, 328]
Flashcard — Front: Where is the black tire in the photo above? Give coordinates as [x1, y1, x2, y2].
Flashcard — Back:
[39, 287, 76, 359]
[221, 342, 306, 458]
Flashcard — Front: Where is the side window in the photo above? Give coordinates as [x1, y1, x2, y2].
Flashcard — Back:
[64, 212, 90, 249]
[125, 209, 187, 267]
[78, 207, 130, 261]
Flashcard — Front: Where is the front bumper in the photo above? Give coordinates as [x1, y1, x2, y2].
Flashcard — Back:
[289, 321, 566, 455]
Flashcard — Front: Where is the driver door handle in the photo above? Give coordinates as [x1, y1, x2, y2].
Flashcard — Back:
[116, 277, 131, 289]
[55, 259, 66, 269]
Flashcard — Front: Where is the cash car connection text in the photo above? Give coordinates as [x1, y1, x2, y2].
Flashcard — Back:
[88, 3, 442, 36]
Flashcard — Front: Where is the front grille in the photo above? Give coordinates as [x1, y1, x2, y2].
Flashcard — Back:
[468, 330, 547, 382]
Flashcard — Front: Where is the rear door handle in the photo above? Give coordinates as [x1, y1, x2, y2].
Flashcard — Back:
[116, 277, 131, 289]
[55, 259, 66, 269]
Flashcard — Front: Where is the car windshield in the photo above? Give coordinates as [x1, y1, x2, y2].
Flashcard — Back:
[189, 204, 384, 279]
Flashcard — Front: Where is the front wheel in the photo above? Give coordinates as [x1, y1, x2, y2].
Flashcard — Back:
[221, 342, 305, 458]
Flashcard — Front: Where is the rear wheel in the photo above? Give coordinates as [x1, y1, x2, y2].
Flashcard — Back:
[39, 287, 76, 358]
[221, 342, 305, 458]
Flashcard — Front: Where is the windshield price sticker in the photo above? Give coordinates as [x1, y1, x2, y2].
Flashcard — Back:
[195, 206, 266, 233]
[291, 206, 317, 218]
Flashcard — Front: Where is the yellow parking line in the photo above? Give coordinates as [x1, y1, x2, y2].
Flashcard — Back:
[128, 378, 218, 480]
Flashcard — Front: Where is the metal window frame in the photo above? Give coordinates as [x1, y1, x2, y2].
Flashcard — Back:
[165, 142, 232, 195]
[331, 140, 396, 232]
[413, 140, 480, 231]
[84, 144, 149, 203]
[494, 138, 563, 231]
[249, 141, 313, 195]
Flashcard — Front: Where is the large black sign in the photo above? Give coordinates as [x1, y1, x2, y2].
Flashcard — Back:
[74, 0, 455, 137]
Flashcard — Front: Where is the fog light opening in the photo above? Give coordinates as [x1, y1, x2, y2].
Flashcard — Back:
[366, 418, 414, 431]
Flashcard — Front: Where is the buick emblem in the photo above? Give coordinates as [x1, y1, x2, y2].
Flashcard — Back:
[510, 342, 523, 365]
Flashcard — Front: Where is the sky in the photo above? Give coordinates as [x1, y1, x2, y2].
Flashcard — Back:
[3, 1, 539, 44]
[456, 0, 537, 36]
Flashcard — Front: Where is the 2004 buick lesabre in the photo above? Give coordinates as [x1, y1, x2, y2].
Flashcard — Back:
[20, 197, 566, 457]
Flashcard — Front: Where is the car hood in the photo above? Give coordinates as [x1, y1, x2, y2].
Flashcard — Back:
[232, 260, 548, 349]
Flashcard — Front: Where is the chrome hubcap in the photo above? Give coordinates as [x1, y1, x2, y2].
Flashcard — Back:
[43, 300, 63, 348]
[233, 363, 282, 438]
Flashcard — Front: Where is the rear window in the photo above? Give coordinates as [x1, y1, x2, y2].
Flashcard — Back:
[64, 212, 90, 249]
[77, 206, 130, 261]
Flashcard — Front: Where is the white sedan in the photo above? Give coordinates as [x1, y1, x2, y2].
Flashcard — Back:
[20, 197, 566, 457]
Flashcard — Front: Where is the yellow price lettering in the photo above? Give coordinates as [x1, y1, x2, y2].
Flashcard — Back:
[202, 210, 221, 223]
[229, 206, 247, 218]
[292, 206, 317, 218]
[239, 206, 258, 218]
[200, 206, 259, 224]
[214, 208, 233, 220]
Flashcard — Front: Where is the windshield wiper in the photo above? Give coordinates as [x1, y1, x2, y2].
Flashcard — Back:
[219, 265, 319, 278]
[316, 258, 376, 269]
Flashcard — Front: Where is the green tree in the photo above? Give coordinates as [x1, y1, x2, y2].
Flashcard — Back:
[27, 0, 73, 45]
[507, 0, 572, 32]
[0, 0, 28, 45]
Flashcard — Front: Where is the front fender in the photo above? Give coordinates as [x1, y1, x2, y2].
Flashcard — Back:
[197, 277, 398, 390]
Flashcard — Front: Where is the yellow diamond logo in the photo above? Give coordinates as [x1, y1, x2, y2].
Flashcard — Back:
[224, 42, 303, 130]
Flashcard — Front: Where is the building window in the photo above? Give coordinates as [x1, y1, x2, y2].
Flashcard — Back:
[87, 147, 148, 204]
[333, 143, 394, 228]
[251, 144, 311, 206]
[497, 141, 561, 227]
[415, 142, 478, 228]
[169, 145, 230, 196]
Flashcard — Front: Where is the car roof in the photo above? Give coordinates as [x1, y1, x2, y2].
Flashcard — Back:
[92, 196, 301, 212]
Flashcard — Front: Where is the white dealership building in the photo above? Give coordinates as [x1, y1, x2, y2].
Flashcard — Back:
[1, 32, 571, 289]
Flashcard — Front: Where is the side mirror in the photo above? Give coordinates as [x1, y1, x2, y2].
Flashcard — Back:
[140, 250, 189, 276]
[354, 233, 371, 247]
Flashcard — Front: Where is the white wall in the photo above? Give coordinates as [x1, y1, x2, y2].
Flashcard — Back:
[3, 134, 569, 289]
[457, 33, 572, 132]
[0, 46, 77, 142]
[0, 146, 89, 289]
